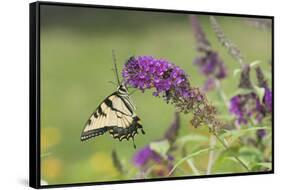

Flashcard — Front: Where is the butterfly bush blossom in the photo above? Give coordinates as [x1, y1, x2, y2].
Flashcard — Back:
[229, 66, 272, 125]
[133, 145, 174, 177]
[133, 145, 162, 167]
[123, 56, 190, 98]
[263, 87, 272, 112]
[190, 15, 227, 91]
[256, 66, 272, 112]
[122, 56, 224, 130]
[229, 93, 265, 124]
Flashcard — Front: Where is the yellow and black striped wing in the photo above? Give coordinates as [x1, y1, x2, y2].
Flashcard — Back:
[80, 92, 145, 143]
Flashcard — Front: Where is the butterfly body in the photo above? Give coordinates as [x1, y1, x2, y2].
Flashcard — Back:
[81, 83, 145, 148]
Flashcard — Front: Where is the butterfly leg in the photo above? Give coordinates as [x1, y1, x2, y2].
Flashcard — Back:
[132, 137, 136, 149]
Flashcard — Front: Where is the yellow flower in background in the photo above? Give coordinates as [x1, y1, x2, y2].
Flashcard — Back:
[90, 152, 118, 177]
[42, 158, 62, 179]
[41, 127, 61, 153]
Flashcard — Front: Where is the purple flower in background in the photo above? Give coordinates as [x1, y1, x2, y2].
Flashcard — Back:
[164, 112, 180, 144]
[256, 129, 266, 140]
[190, 15, 227, 92]
[122, 56, 191, 98]
[190, 15, 211, 52]
[255, 66, 272, 113]
[203, 77, 216, 92]
[229, 93, 265, 124]
[133, 144, 175, 177]
[239, 64, 253, 89]
[133, 146, 162, 167]
[263, 87, 272, 112]
[229, 95, 246, 124]
[193, 51, 227, 79]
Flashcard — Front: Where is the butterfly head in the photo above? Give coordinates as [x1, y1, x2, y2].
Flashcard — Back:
[117, 83, 129, 94]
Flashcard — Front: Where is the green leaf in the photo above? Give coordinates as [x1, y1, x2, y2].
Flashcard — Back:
[224, 156, 249, 168]
[239, 146, 263, 161]
[149, 140, 170, 159]
[221, 126, 269, 137]
[167, 147, 213, 176]
[220, 126, 270, 145]
[254, 85, 265, 103]
[233, 68, 241, 77]
[252, 162, 272, 170]
[234, 88, 254, 95]
[249, 60, 261, 68]
[176, 134, 208, 145]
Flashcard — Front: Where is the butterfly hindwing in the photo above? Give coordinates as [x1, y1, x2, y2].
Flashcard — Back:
[81, 85, 145, 146]
[108, 115, 144, 141]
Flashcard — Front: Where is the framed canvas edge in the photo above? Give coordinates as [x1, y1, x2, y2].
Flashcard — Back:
[30, 2, 41, 189]
[29, 1, 275, 189]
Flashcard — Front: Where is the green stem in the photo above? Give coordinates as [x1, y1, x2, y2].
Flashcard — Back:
[215, 79, 229, 108]
[213, 79, 249, 171]
[206, 134, 216, 174]
[187, 159, 200, 175]
[214, 133, 250, 172]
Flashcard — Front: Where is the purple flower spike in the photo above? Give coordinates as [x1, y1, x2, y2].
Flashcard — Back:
[229, 96, 244, 124]
[203, 77, 216, 92]
[122, 56, 191, 98]
[164, 112, 180, 144]
[193, 52, 227, 79]
[229, 93, 266, 124]
[190, 15, 227, 83]
[263, 87, 272, 112]
[256, 129, 266, 140]
[190, 15, 211, 52]
[133, 146, 162, 167]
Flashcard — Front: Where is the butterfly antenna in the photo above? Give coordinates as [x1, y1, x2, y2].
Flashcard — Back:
[112, 49, 121, 86]
[108, 81, 117, 86]
[129, 89, 138, 96]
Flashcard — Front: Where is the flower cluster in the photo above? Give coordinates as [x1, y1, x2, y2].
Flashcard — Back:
[190, 15, 227, 92]
[133, 145, 162, 168]
[263, 87, 272, 112]
[193, 51, 227, 79]
[255, 66, 272, 112]
[122, 56, 190, 98]
[239, 64, 253, 89]
[229, 93, 265, 124]
[256, 128, 266, 140]
[122, 56, 224, 131]
[229, 66, 272, 124]
[133, 145, 174, 177]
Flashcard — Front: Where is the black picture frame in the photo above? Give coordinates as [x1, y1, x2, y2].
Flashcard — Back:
[29, 1, 274, 189]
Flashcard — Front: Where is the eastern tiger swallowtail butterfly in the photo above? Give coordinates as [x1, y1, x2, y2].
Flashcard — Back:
[80, 53, 145, 148]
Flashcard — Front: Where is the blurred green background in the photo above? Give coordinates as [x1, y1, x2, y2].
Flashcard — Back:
[40, 4, 272, 185]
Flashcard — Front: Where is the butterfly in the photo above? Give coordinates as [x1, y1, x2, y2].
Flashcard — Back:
[80, 52, 145, 148]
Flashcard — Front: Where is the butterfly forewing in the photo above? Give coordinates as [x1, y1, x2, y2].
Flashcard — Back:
[81, 84, 145, 147]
